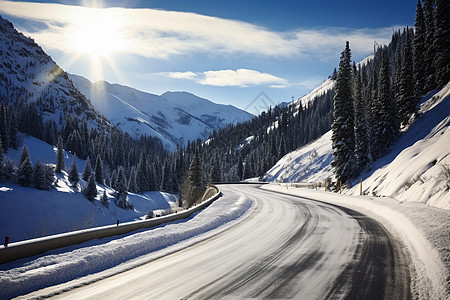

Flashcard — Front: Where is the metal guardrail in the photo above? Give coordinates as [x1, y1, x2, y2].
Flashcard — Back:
[0, 187, 221, 264]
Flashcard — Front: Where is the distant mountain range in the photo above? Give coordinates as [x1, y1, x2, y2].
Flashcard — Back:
[69, 75, 253, 150]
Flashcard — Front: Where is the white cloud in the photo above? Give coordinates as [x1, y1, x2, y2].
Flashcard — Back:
[165, 71, 198, 80]
[160, 69, 287, 87]
[0, 1, 395, 60]
[199, 69, 288, 87]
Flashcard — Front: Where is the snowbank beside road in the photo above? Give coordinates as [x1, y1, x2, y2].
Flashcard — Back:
[0, 191, 254, 299]
[262, 184, 449, 299]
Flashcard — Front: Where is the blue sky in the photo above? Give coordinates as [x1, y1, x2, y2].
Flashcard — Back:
[0, 0, 416, 113]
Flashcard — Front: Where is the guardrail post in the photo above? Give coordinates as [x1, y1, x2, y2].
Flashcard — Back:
[4, 235, 9, 247]
[117, 219, 119, 226]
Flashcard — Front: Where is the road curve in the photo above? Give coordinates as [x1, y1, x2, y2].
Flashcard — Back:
[47, 184, 411, 299]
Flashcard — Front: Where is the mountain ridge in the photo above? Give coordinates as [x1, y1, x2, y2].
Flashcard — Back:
[69, 74, 253, 150]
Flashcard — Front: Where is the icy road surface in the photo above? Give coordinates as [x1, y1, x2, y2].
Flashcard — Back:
[30, 184, 412, 299]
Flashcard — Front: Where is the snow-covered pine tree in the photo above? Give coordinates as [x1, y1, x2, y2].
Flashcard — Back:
[18, 156, 33, 186]
[278, 133, 286, 159]
[82, 156, 92, 181]
[115, 166, 128, 204]
[423, 0, 436, 90]
[433, 0, 450, 88]
[414, 0, 426, 97]
[149, 163, 158, 191]
[128, 166, 138, 193]
[68, 156, 79, 186]
[33, 159, 47, 190]
[186, 148, 203, 207]
[209, 157, 221, 183]
[85, 172, 97, 202]
[378, 48, 399, 151]
[0, 102, 9, 152]
[331, 41, 356, 183]
[94, 155, 103, 184]
[44, 164, 55, 189]
[354, 69, 370, 172]
[101, 190, 109, 207]
[161, 156, 173, 192]
[8, 110, 18, 150]
[55, 136, 65, 173]
[136, 152, 149, 193]
[0, 134, 4, 177]
[237, 154, 243, 181]
[397, 28, 417, 127]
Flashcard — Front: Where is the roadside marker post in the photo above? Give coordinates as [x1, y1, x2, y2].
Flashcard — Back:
[360, 178, 363, 195]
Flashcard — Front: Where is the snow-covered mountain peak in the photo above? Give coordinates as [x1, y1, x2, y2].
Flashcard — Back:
[70, 75, 253, 150]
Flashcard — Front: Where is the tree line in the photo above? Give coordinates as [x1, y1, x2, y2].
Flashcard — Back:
[332, 0, 449, 184]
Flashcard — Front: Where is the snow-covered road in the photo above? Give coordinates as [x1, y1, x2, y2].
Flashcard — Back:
[29, 184, 411, 299]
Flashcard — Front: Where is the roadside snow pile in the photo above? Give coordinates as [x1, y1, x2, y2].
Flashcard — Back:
[0, 135, 177, 243]
[266, 82, 450, 210]
[262, 184, 450, 299]
[0, 191, 253, 299]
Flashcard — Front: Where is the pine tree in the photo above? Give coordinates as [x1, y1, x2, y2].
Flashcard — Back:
[136, 152, 149, 192]
[414, 0, 426, 97]
[19, 144, 30, 166]
[128, 167, 138, 193]
[185, 148, 203, 207]
[331, 41, 356, 183]
[68, 156, 79, 186]
[0, 102, 8, 153]
[33, 159, 47, 190]
[18, 156, 33, 186]
[433, 0, 450, 88]
[148, 163, 158, 191]
[209, 158, 221, 183]
[82, 156, 92, 181]
[101, 190, 109, 207]
[378, 49, 399, 151]
[94, 155, 103, 184]
[278, 133, 286, 159]
[161, 156, 173, 192]
[8, 111, 18, 150]
[354, 70, 370, 172]
[237, 154, 243, 181]
[398, 28, 417, 127]
[115, 166, 128, 203]
[55, 136, 65, 173]
[423, 0, 436, 90]
[85, 172, 97, 202]
[0, 134, 3, 177]
[44, 164, 55, 189]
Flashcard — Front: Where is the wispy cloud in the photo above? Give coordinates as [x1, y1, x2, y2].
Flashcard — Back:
[199, 69, 288, 87]
[165, 71, 198, 80]
[161, 69, 287, 88]
[0, 1, 394, 60]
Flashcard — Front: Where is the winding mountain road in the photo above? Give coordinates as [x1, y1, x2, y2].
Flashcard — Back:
[47, 184, 411, 299]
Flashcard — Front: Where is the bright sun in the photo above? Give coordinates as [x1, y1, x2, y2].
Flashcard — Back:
[74, 13, 123, 58]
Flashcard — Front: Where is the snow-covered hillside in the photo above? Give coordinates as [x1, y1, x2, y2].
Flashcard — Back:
[291, 78, 335, 108]
[0, 135, 178, 243]
[70, 75, 253, 150]
[266, 82, 450, 210]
